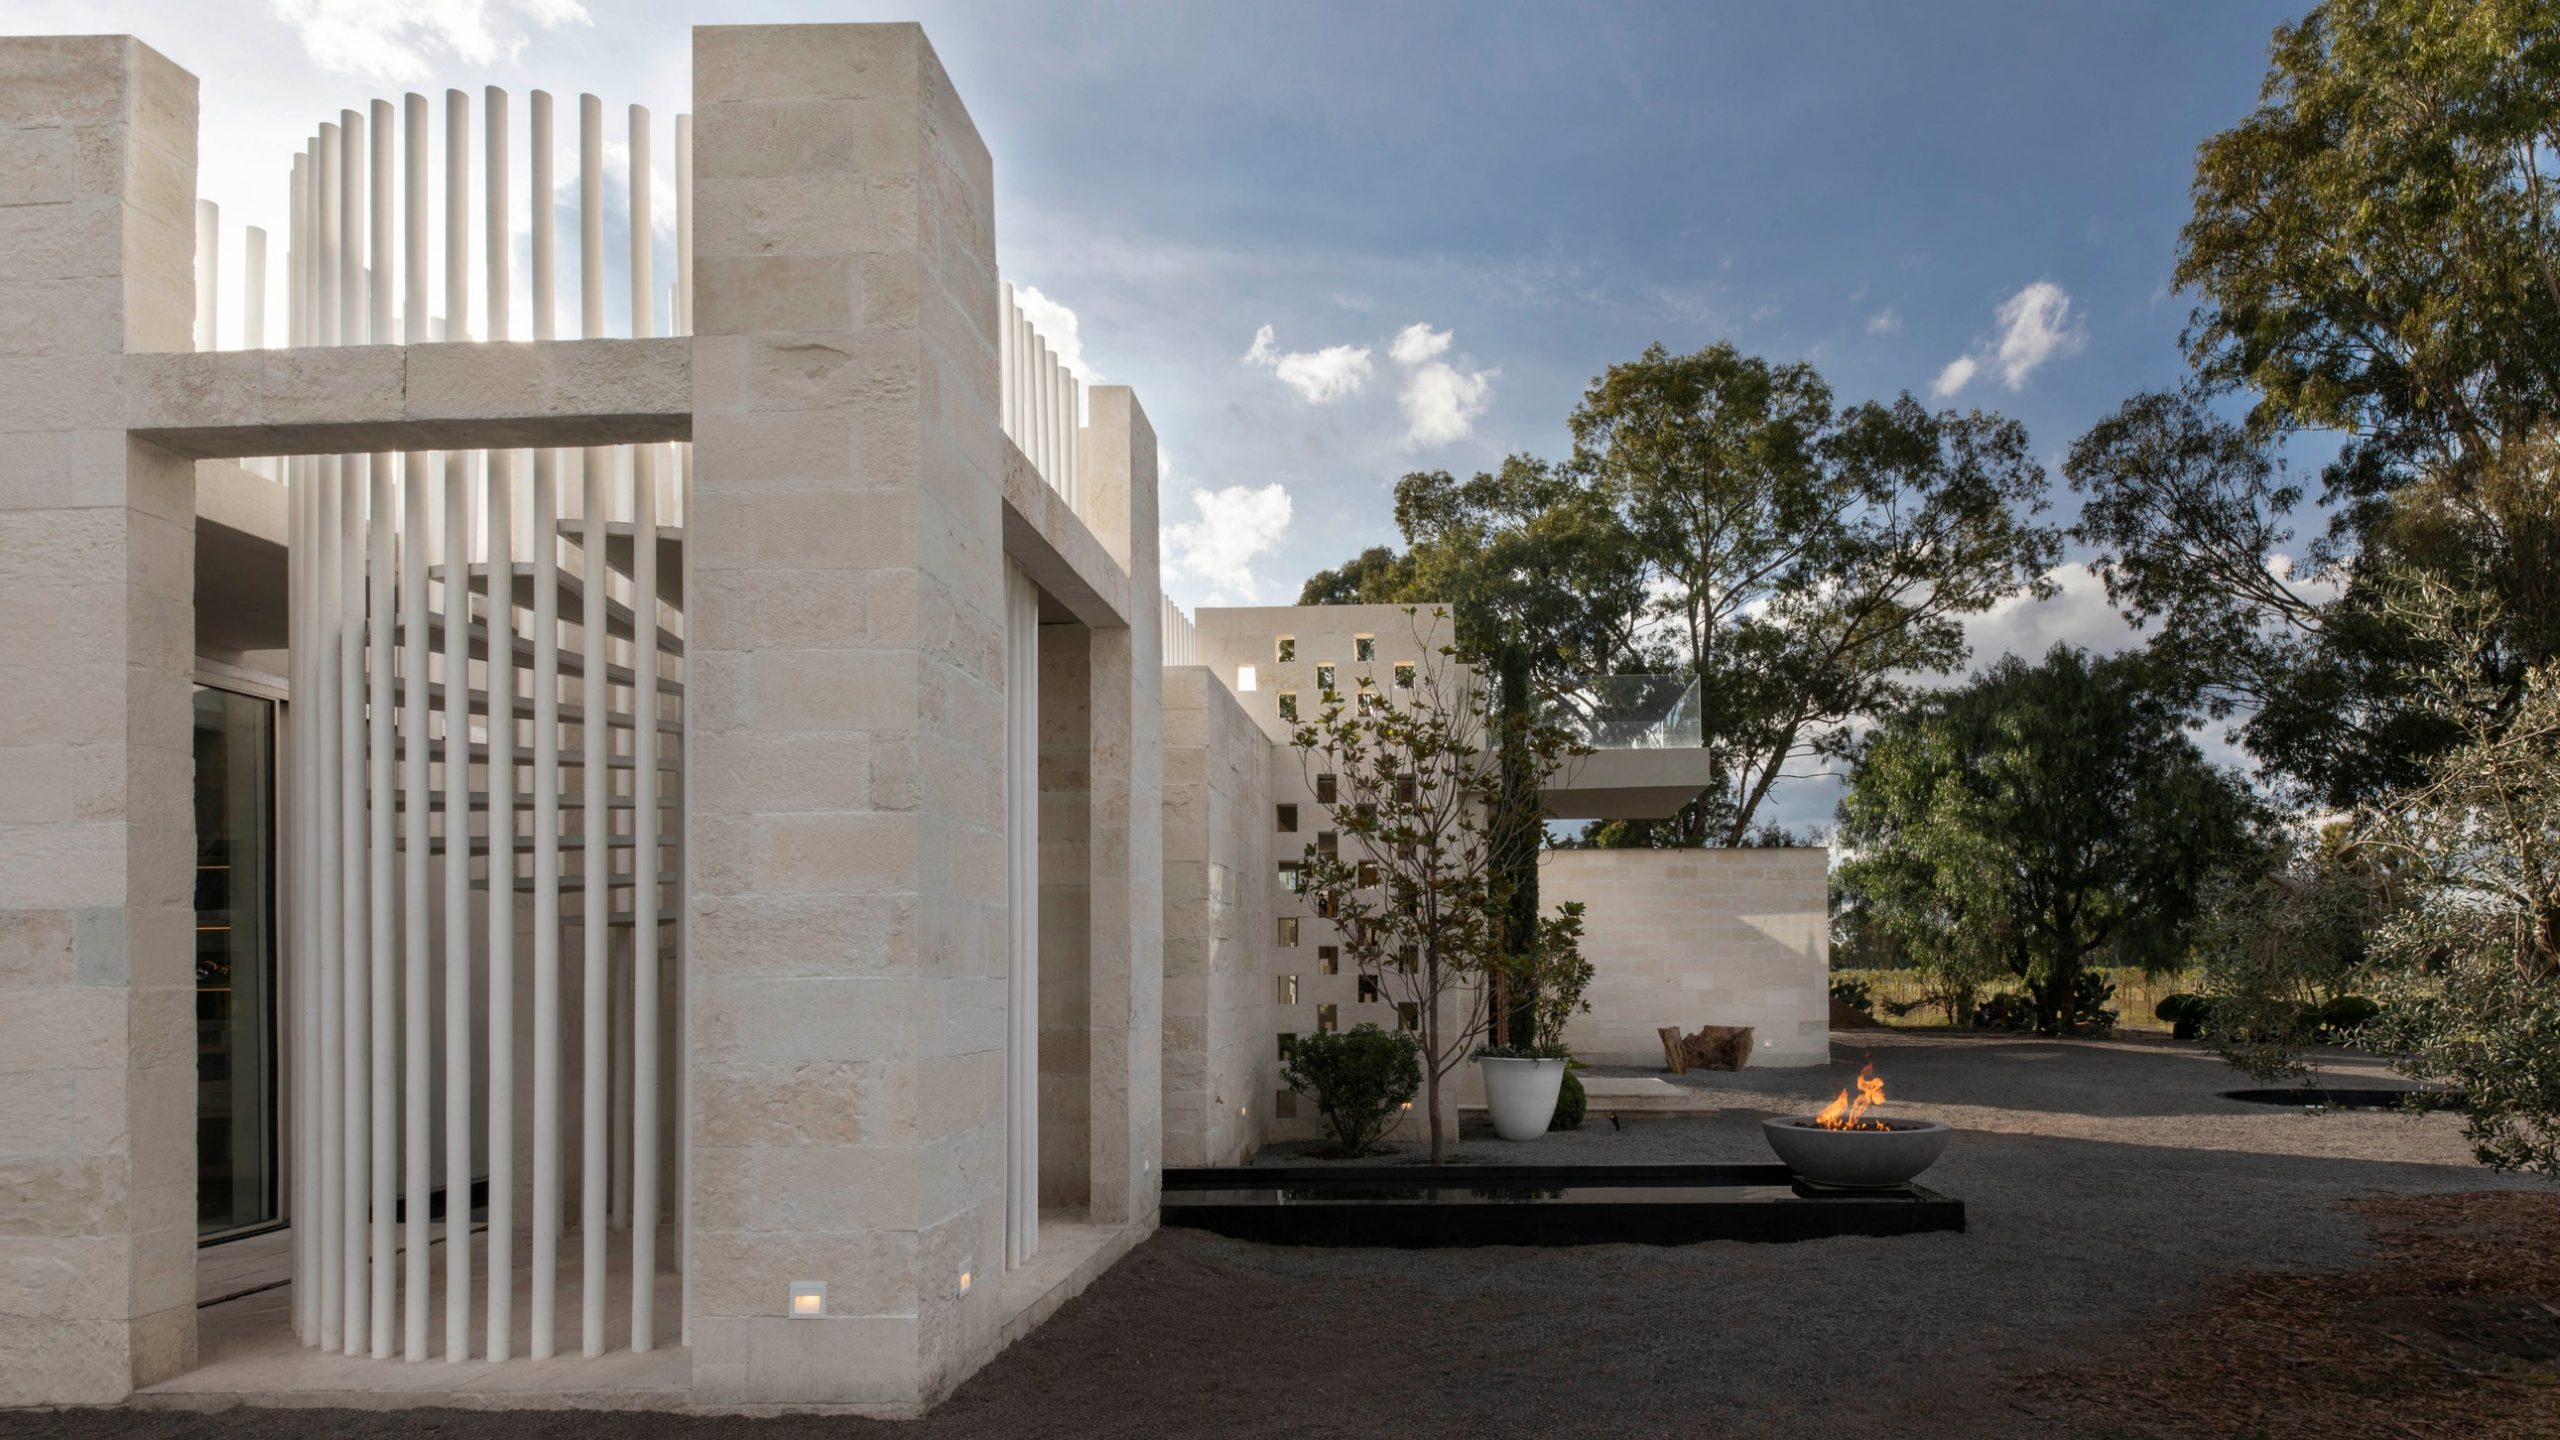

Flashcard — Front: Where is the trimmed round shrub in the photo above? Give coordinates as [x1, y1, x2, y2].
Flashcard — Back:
[1549, 1069, 1586, 1131]
[1281, 1022, 1422, 1157]
[2156, 992, 2214, 1040]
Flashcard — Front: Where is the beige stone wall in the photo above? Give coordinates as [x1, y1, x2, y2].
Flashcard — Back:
[1159, 666, 1273, 1167]
[0, 34, 203, 1403]
[685, 22, 1009, 1411]
[1543, 847, 1831, 1068]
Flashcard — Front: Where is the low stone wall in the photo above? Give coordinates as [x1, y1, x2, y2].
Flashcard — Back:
[1545, 847, 1830, 1068]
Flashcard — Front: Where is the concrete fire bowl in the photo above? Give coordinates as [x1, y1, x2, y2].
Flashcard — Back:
[1761, 1116, 1952, 1189]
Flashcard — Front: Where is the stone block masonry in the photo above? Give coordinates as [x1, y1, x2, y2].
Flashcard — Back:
[0, 34, 203, 1404]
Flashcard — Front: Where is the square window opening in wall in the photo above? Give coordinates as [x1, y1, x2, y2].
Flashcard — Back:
[1316, 773, 1338, 804]
[1317, 944, 1339, 975]
[1358, 974, 1380, 1004]
[1276, 636, 1296, 663]
[1316, 663, 1336, 695]
[1278, 692, 1297, 722]
[1357, 860, 1380, 888]
[1278, 974, 1298, 1005]
[1316, 891, 1339, 920]
[1397, 944, 1418, 974]
[1277, 916, 1299, 947]
[1276, 1088, 1299, 1120]
[1355, 634, 1375, 662]
[1356, 690, 1381, 717]
[1278, 1032, 1297, 1060]
[1394, 661, 1415, 689]
[1278, 860, 1302, 892]
[1317, 1003, 1338, 1034]
[1395, 773, 1417, 804]
[1316, 829, 1338, 856]
[1396, 1001, 1419, 1032]
[1236, 664, 1257, 692]
[1276, 803, 1298, 833]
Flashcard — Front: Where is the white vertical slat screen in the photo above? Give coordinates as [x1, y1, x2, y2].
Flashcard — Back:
[276, 85, 692, 1366]
[998, 280, 1085, 514]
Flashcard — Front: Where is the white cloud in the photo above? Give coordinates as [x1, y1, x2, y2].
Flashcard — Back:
[1163, 482, 1295, 605]
[1386, 321, 1495, 447]
[1400, 358, 1496, 447]
[1990, 279, 2087, 389]
[269, 0, 591, 82]
[1013, 284, 1098, 384]
[1956, 562, 2136, 664]
[1865, 307, 1900, 336]
[1930, 354, 1978, 400]
[1927, 279, 2088, 401]
[1242, 324, 1371, 403]
[1388, 321, 1452, 365]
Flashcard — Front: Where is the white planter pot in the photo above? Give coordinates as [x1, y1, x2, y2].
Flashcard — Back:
[1479, 1057, 1568, 1142]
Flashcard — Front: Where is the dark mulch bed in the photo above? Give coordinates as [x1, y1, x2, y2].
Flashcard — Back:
[2015, 1190, 2560, 1440]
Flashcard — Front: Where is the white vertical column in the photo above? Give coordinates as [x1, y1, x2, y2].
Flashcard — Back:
[442, 86, 476, 1363]
[999, 284, 1014, 439]
[578, 450, 608, 1359]
[526, 85, 565, 1363]
[338, 103, 373, 1358]
[483, 82, 518, 1366]
[398, 86, 433, 1365]
[315, 460, 343, 1353]
[577, 88, 610, 1360]
[366, 451, 397, 1360]
[287, 144, 317, 1349]
[336, 437, 370, 1361]
[193, 198, 216, 349]
[398, 461, 432, 1362]
[674, 113, 692, 335]
[363, 93, 397, 1360]
[245, 225, 266, 349]
[630, 444, 660, 1351]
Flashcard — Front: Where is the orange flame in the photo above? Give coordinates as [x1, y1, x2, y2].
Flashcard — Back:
[1812, 1063, 1888, 1130]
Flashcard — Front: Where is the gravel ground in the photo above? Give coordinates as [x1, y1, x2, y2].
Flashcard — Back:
[10, 1031, 2545, 1440]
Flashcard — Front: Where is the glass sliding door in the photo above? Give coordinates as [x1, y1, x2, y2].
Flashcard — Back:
[195, 685, 279, 1238]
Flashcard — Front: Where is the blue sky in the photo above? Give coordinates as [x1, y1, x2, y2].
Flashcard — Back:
[11, 0, 2313, 830]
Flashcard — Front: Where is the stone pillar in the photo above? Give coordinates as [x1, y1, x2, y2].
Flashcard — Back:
[0, 35, 201, 1403]
[686, 23, 1007, 1411]
[1078, 387, 1163, 1225]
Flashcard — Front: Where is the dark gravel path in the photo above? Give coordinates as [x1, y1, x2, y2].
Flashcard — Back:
[7, 1032, 2542, 1440]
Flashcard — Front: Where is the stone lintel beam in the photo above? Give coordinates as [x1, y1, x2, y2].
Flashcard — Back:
[1001, 435, 1130, 629]
[123, 336, 692, 458]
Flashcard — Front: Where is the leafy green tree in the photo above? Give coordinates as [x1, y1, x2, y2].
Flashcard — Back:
[2089, 0, 2560, 806]
[2195, 826, 2395, 1082]
[2360, 574, 2560, 1173]
[1836, 646, 2269, 1035]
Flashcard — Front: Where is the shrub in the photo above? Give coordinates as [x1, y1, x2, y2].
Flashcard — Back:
[1549, 1069, 1586, 1131]
[1971, 992, 2037, 1031]
[1829, 976, 1875, 1013]
[1282, 1023, 1422, 1157]
[2156, 992, 2214, 1039]
[2320, 995, 2381, 1037]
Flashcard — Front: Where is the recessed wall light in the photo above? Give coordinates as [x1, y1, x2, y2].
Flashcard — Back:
[958, 1262, 975, 1296]
[789, 1281, 825, 1318]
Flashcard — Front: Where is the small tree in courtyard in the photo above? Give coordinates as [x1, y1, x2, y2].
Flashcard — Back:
[1293, 609, 1586, 1163]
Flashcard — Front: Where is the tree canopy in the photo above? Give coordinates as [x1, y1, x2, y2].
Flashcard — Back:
[1303, 342, 2060, 846]
[1835, 646, 2269, 1035]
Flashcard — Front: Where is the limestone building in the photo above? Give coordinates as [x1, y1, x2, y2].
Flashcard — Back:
[0, 21, 1824, 1414]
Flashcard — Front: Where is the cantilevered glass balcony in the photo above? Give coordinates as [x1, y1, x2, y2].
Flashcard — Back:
[1545, 675, 1702, 750]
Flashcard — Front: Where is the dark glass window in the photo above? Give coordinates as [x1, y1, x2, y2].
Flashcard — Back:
[195, 687, 279, 1238]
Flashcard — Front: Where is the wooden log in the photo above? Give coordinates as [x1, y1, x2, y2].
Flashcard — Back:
[1658, 1026, 1688, 1074]
[1681, 1024, 1754, 1072]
